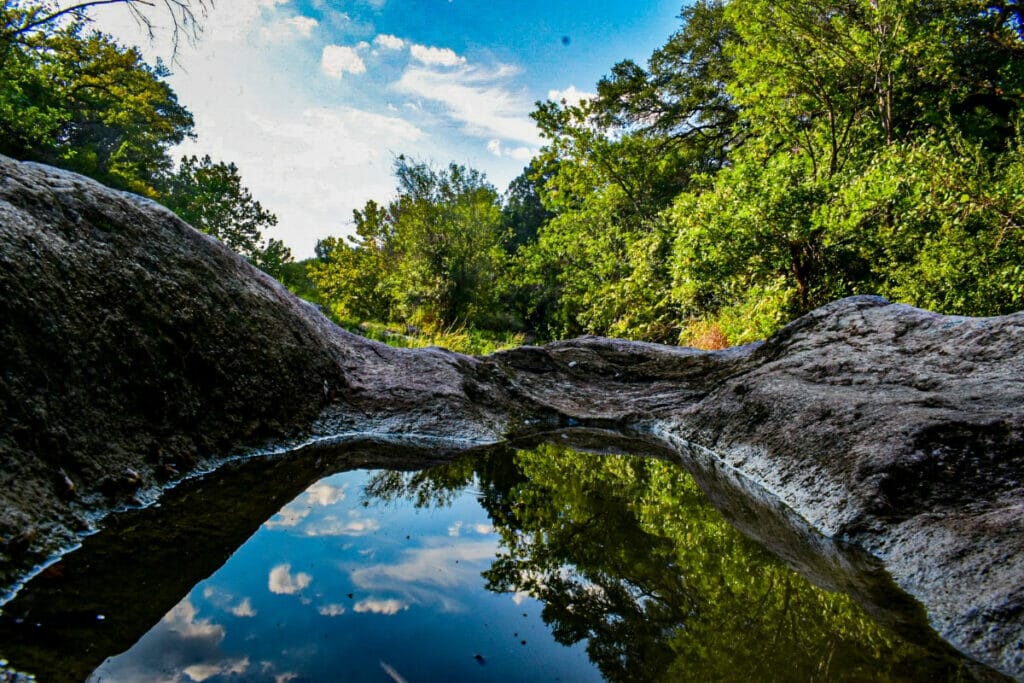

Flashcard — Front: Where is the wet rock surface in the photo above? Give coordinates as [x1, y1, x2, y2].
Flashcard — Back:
[1, 155, 1022, 678]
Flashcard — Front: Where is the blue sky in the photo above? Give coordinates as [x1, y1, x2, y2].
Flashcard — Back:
[95, 0, 684, 257]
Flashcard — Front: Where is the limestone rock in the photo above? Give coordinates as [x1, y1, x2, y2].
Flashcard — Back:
[1, 155, 1021, 678]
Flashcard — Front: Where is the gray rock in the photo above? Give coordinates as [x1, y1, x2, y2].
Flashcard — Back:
[1, 155, 1021, 678]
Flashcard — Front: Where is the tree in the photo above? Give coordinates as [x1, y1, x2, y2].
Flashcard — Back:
[308, 200, 396, 322]
[385, 158, 507, 328]
[311, 158, 508, 330]
[366, 445, 973, 682]
[160, 155, 291, 275]
[1, 0, 206, 58]
[0, 19, 194, 195]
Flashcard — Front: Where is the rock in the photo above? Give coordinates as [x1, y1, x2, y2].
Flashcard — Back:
[0, 155, 1022, 678]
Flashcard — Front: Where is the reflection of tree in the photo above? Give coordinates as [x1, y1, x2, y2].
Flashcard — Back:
[367, 445, 976, 682]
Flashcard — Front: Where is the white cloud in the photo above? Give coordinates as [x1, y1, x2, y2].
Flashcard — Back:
[269, 564, 312, 594]
[548, 85, 594, 107]
[287, 15, 319, 36]
[486, 139, 534, 161]
[184, 658, 250, 682]
[230, 597, 257, 617]
[447, 520, 463, 537]
[353, 598, 409, 615]
[162, 598, 224, 640]
[305, 481, 346, 506]
[351, 541, 496, 589]
[396, 65, 542, 146]
[318, 603, 347, 616]
[374, 34, 405, 50]
[264, 505, 311, 529]
[321, 45, 367, 79]
[410, 44, 467, 67]
[304, 514, 381, 537]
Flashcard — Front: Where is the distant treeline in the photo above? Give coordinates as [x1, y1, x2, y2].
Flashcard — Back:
[311, 0, 1024, 347]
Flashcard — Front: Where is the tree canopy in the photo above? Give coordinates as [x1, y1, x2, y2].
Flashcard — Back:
[0, 0, 292, 277]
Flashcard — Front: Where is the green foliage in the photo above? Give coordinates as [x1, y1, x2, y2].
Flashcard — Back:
[311, 158, 511, 332]
[160, 155, 292, 276]
[367, 445, 977, 682]
[0, 14, 194, 195]
[1, 1, 290, 279]
[827, 131, 1024, 314]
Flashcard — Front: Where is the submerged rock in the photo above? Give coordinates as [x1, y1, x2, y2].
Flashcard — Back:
[0, 155, 1021, 678]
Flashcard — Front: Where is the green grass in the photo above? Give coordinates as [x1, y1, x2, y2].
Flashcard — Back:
[339, 319, 526, 356]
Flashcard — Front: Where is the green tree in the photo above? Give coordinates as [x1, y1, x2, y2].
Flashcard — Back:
[388, 157, 508, 328]
[160, 155, 292, 276]
[367, 445, 977, 682]
[308, 200, 396, 322]
[0, 18, 194, 195]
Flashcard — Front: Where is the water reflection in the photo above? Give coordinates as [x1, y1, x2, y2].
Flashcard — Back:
[0, 441, 1003, 682]
[90, 464, 599, 682]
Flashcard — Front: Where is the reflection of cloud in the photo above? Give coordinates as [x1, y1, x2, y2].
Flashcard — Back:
[512, 590, 533, 606]
[447, 520, 495, 536]
[164, 598, 224, 640]
[304, 513, 381, 537]
[305, 481, 346, 506]
[269, 564, 312, 595]
[354, 598, 409, 615]
[350, 540, 497, 613]
[184, 657, 250, 681]
[263, 505, 311, 529]
[91, 596, 247, 682]
[230, 597, 257, 618]
[351, 541, 496, 589]
[318, 603, 346, 616]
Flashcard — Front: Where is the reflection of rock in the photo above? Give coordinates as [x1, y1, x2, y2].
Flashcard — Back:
[1, 156, 1022, 678]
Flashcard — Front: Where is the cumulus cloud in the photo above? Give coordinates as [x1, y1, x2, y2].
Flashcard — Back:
[287, 15, 318, 36]
[410, 44, 467, 67]
[230, 597, 257, 617]
[305, 481, 346, 506]
[547, 85, 594, 107]
[374, 33, 405, 50]
[268, 564, 312, 594]
[353, 598, 409, 615]
[321, 45, 367, 78]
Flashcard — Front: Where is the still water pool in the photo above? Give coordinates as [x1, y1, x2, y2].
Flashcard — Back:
[0, 442, 997, 681]
[91, 464, 598, 682]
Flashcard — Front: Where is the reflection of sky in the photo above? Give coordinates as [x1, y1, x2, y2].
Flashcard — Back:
[90, 469, 600, 682]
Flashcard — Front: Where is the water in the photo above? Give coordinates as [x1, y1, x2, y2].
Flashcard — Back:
[0, 441, 1001, 682]
[91, 467, 597, 682]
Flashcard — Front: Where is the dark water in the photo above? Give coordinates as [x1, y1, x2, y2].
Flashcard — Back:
[0, 440, 1002, 682]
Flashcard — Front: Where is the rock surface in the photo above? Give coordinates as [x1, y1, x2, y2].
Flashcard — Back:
[1, 155, 1022, 678]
